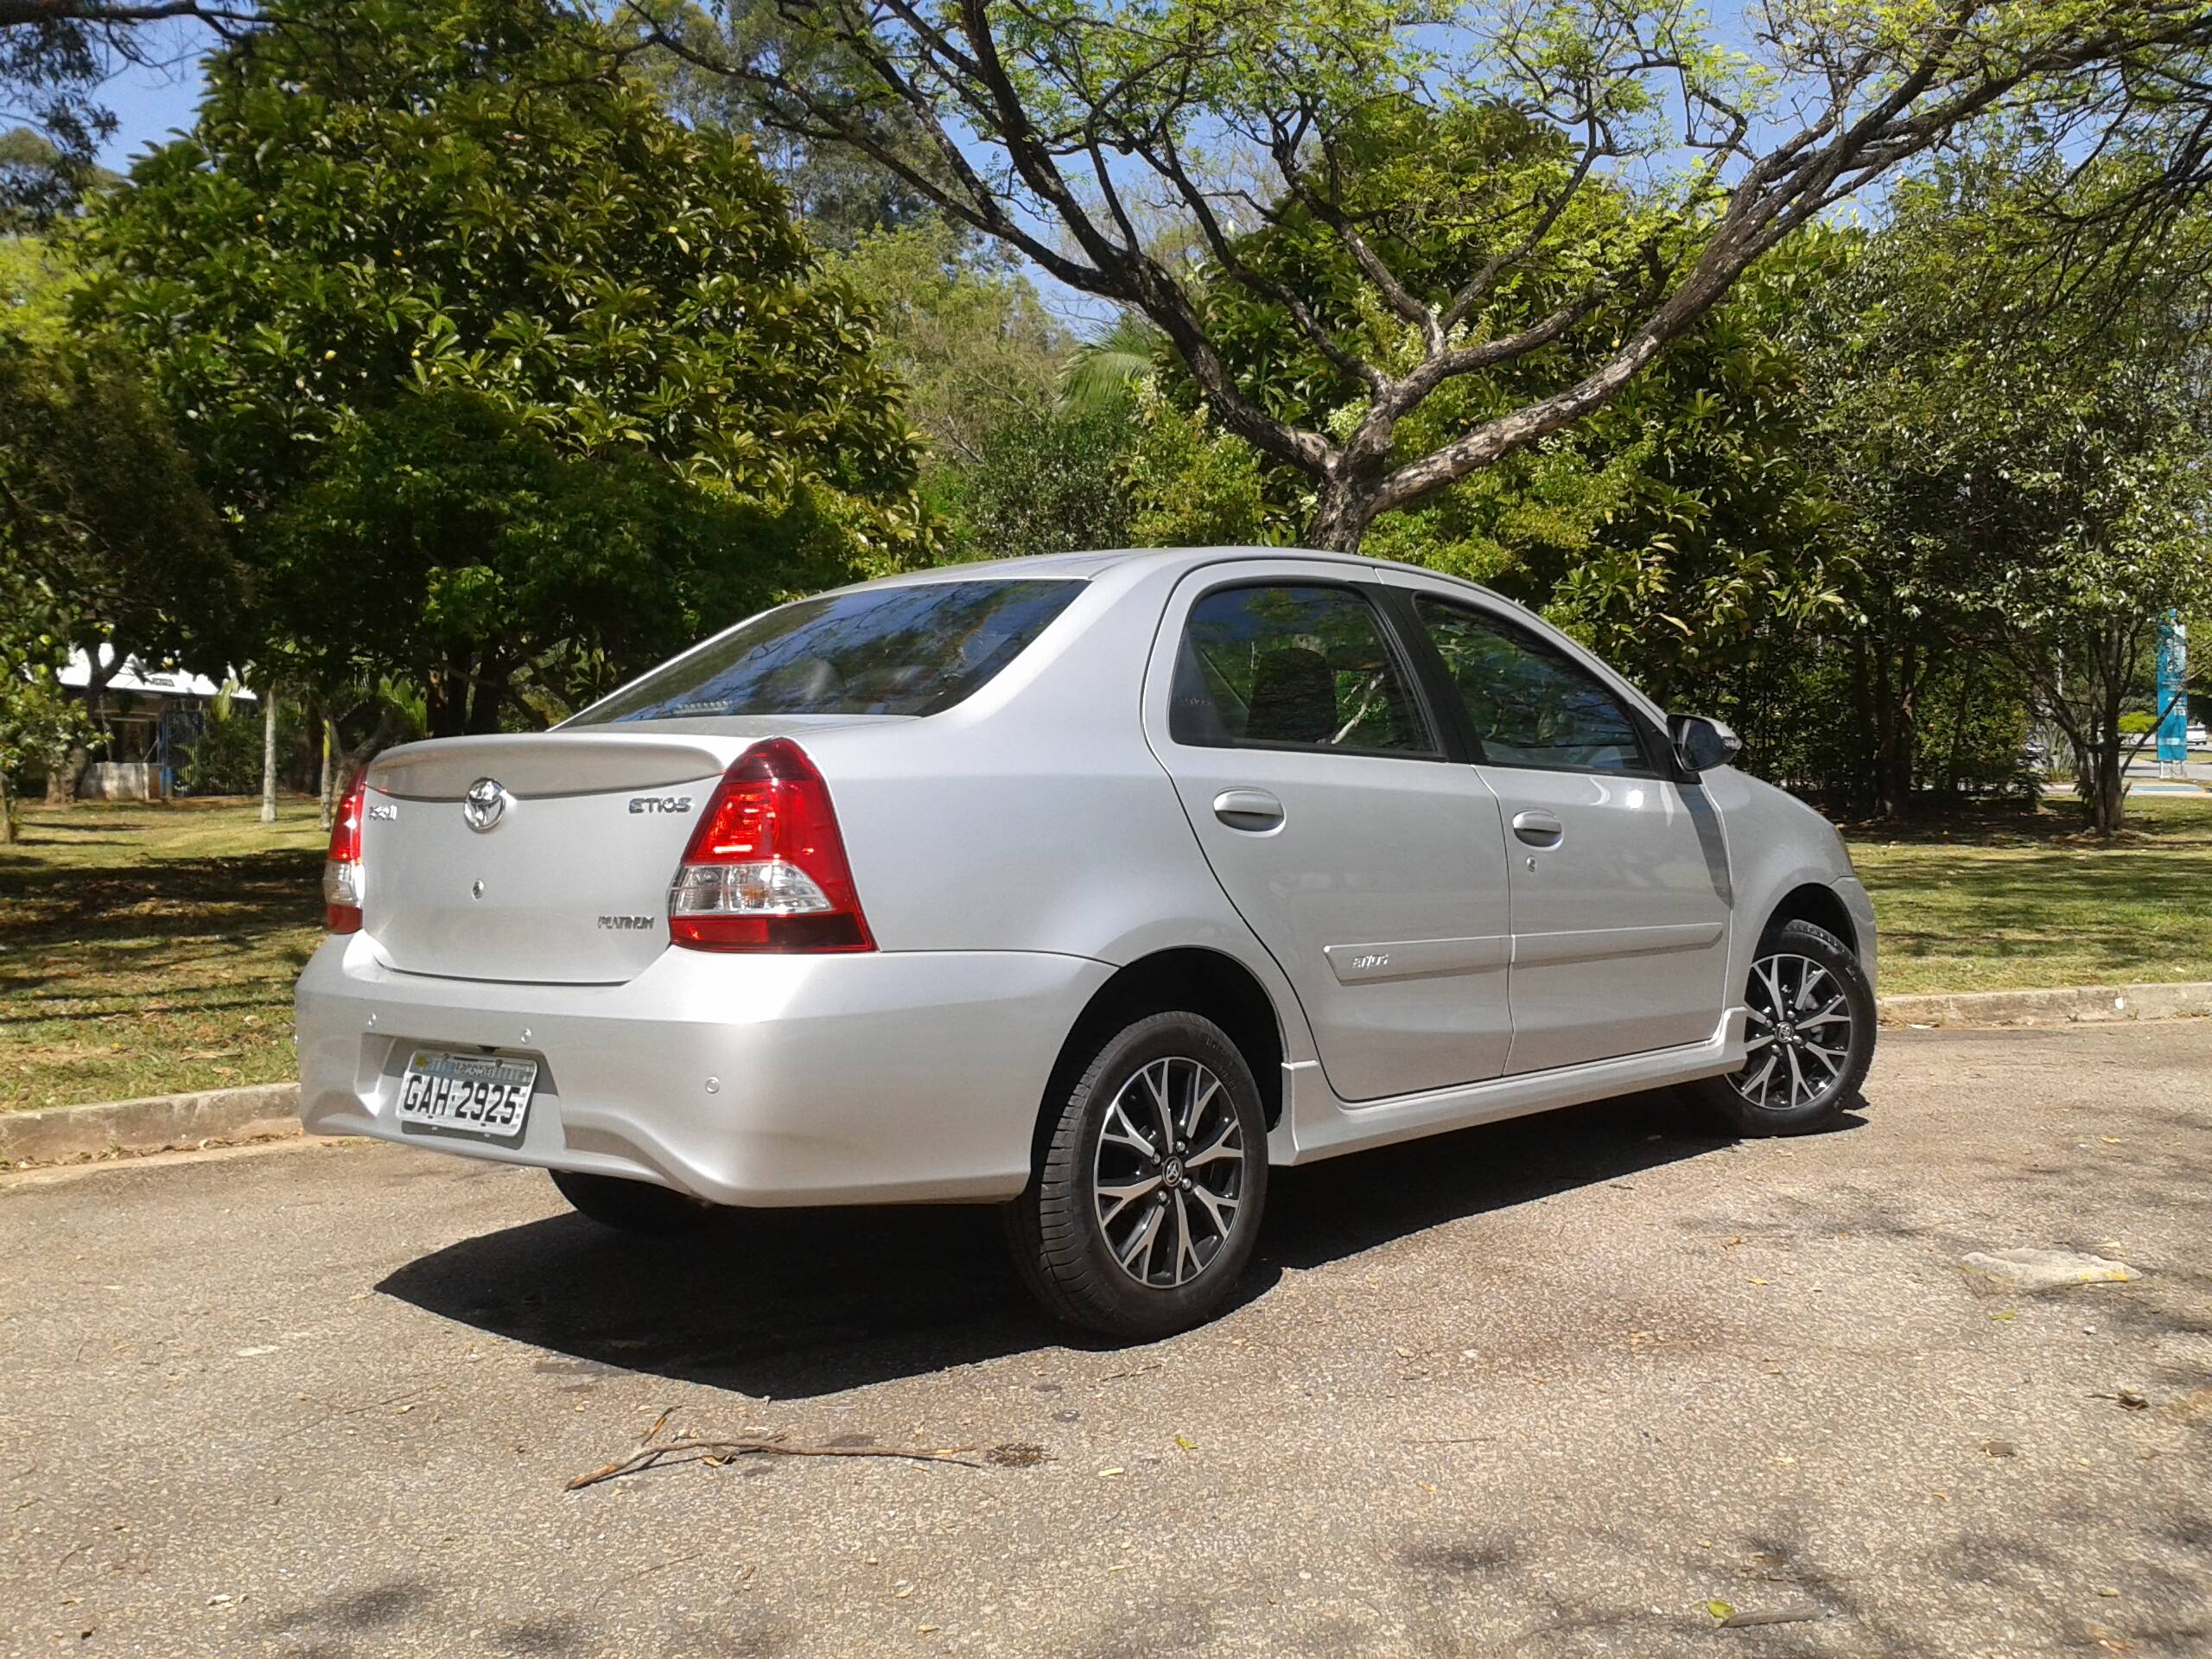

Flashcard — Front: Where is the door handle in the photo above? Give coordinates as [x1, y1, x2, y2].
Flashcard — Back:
[1212, 789, 1285, 832]
[1510, 810, 1564, 847]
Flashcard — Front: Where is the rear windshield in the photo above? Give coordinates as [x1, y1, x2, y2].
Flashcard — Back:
[569, 579, 1084, 724]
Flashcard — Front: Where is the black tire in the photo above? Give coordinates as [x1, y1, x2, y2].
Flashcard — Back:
[1688, 917, 1875, 1135]
[1007, 1010, 1268, 1339]
[549, 1167, 715, 1236]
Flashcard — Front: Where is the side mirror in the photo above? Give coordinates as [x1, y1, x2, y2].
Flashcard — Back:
[1669, 713, 1741, 773]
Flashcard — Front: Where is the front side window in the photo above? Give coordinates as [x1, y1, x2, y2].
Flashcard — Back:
[571, 580, 1082, 723]
[1171, 584, 1433, 755]
[1414, 596, 1649, 773]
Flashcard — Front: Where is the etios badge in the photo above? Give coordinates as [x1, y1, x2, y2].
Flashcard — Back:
[462, 778, 507, 833]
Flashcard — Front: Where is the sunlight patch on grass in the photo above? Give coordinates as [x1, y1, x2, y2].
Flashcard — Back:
[1847, 795, 2212, 995]
[0, 800, 327, 1110]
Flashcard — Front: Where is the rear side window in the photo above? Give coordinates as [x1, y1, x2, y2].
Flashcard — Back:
[571, 580, 1082, 723]
[1414, 596, 1649, 773]
[1170, 584, 1434, 756]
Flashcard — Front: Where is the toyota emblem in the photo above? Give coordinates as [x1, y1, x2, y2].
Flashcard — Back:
[462, 778, 507, 832]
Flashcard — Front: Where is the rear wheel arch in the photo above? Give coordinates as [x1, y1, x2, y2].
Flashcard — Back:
[1034, 949, 1287, 1174]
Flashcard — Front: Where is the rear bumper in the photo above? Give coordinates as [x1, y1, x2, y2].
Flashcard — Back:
[293, 936, 1111, 1205]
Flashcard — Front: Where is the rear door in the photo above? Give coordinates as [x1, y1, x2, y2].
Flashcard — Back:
[1397, 589, 1732, 1074]
[1146, 569, 1515, 1103]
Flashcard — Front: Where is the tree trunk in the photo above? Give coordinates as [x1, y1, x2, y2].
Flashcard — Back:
[2088, 741, 2126, 836]
[319, 715, 336, 832]
[1306, 472, 1379, 553]
[0, 768, 15, 844]
[260, 686, 279, 823]
[44, 745, 86, 806]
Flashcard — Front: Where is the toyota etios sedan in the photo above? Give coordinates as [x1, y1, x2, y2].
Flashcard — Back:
[296, 547, 1877, 1337]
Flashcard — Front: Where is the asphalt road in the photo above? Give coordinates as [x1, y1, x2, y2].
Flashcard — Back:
[3, 1023, 2209, 1659]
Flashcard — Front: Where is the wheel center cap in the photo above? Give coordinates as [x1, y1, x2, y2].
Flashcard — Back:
[1162, 1156, 1185, 1185]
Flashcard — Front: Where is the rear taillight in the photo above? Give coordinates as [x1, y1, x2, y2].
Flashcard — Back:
[323, 776, 366, 933]
[669, 739, 874, 952]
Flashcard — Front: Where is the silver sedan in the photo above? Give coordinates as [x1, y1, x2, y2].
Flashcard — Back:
[296, 547, 1877, 1336]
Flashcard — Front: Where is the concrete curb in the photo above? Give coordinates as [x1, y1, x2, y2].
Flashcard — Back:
[0, 1082, 300, 1170]
[1878, 981, 2212, 1030]
[4, 980, 2209, 1167]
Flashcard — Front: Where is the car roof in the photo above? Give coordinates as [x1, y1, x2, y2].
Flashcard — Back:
[849, 544, 1491, 592]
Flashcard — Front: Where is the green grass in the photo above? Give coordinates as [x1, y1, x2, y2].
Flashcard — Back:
[0, 800, 327, 1111]
[1844, 793, 2212, 995]
[2, 790, 2209, 1112]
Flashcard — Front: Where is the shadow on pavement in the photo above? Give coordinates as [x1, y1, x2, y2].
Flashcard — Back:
[377, 1086, 1848, 1400]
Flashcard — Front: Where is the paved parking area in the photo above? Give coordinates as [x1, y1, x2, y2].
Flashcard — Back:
[3, 1022, 2208, 1658]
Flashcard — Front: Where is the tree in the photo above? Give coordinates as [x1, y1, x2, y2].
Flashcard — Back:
[631, 0, 944, 247]
[0, 334, 235, 726]
[79, 0, 930, 735]
[825, 216, 1070, 470]
[629, 0, 2212, 551]
[1116, 115, 1853, 733]
[0, 3, 253, 222]
[260, 388, 876, 728]
[1808, 151, 2212, 832]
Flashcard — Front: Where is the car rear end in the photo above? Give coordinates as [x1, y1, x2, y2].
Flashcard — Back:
[294, 574, 1122, 1205]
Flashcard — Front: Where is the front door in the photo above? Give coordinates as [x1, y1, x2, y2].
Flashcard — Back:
[1147, 574, 1515, 1103]
[1403, 591, 1733, 1074]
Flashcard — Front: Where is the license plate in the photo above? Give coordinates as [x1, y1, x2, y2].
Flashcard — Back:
[396, 1049, 537, 1141]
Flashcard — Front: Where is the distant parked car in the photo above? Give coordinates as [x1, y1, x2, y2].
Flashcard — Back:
[2188, 721, 2209, 751]
[296, 548, 1878, 1336]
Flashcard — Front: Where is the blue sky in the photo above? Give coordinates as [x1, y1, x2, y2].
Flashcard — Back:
[95, 39, 206, 175]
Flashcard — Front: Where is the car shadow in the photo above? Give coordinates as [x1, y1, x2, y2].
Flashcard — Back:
[377, 1088, 1857, 1400]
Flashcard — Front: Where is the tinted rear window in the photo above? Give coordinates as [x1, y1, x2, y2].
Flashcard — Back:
[570, 580, 1083, 723]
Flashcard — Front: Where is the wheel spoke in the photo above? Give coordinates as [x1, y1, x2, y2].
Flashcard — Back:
[1740, 1051, 1779, 1103]
[1140, 1061, 1179, 1151]
[1184, 1124, 1241, 1166]
[1183, 1077, 1221, 1140]
[1101, 1098, 1157, 1159]
[1802, 1041, 1847, 1076]
[1096, 1174, 1161, 1229]
[1794, 964, 1826, 1014]
[1119, 1200, 1163, 1273]
[1173, 1191, 1198, 1284]
[1190, 1183, 1238, 1239]
[1784, 1044, 1808, 1105]
[1758, 959, 1789, 1021]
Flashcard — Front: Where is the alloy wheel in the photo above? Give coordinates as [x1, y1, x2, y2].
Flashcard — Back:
[1092, 1055, 1248, 1289]
[1732, 952, 1856, 1112]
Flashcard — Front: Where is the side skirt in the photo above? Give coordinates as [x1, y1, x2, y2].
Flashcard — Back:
[1266, 1007, 1750, 1166]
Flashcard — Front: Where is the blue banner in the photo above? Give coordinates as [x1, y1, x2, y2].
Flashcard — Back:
[2157, 613, 2189, 766]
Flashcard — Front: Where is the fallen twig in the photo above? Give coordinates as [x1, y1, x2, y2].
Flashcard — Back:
[567, 1412, 979, 1490]
[1718, 1605, 1825, 1629]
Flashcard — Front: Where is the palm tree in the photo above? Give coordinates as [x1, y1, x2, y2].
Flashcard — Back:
[1057, 312, 1162, 416]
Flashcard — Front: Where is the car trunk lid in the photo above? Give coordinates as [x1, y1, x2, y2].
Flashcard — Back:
[359, 722, 883, 982]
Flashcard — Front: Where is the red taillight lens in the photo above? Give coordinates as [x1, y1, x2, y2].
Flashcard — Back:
[324, 776, 367, 933]
[668, 739, 874, 952]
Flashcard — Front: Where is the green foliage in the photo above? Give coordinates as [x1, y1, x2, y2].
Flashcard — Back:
[0, 668, 91, 792]
[79, 0, 929, 731]
[826, 219, 1069, 470]
[1804, 144, 2212, 828]
[937, 403, 1135, 562]
[631, 1, 945, 248]
[0, 333, 234, 674]
[0, 232, 77, 345]
[1129, 109, 1851, 715]
[179, 690, 300, 796]
[262, 387, 870, 721]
